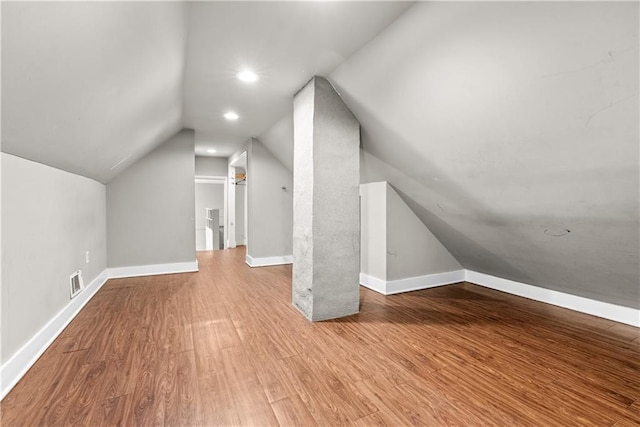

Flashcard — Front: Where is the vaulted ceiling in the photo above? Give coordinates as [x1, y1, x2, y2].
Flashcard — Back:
[2, 1, 638, 308]
[2, 2, 189, 183]
[183, 1, 412, 158]
[1, 1, 411, 182]
[260, 1, 640, 308]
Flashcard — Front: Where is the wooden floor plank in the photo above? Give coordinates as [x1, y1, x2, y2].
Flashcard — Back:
[2, 247, 639, 426]
[220, 346, 280, 426]
[239, 329, 301, 403]
[25, 349, 92, 425]
[270, 394, 320, 427]
[348, 374, 421, 426]
[54, 360, 108, 426]
[164, 350, 201, 426]
[88, 395, 130, 427]
[279, 354, 355, 425]
[198, 372, 242, 426]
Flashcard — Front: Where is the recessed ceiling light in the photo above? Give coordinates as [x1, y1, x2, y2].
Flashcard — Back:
[224, 111, 239, 121]
[237, 69, 258, 83]
[207, 149, 217, 154]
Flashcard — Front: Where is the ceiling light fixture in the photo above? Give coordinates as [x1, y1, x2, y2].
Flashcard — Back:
[236, 69, 258, 83]
[224, 111, 239, 121]
[207, 149, 217, 154]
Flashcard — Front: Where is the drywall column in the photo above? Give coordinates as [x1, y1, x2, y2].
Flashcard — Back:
[292, 77, 360, 321]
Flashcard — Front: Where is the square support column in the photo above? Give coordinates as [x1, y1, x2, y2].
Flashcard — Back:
[292, 77, 360, 321]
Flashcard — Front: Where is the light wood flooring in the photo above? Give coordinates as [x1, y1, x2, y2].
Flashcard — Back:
[1, 247, 639, 426]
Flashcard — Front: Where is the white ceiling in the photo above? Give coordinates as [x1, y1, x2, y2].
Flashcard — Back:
[184, 1, 413, 158]
[1, 1, 412, 181]
[1, 2, 189, 183]
[259, 1, 640, 308]
[368, 2, 639, 307]
[3, 1, 637, 308]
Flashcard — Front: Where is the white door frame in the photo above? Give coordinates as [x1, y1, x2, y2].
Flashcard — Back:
[228, 152, 247, 249]
[195, 175, 228, 249]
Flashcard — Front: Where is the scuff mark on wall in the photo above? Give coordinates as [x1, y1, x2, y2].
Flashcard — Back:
[542, 46, 637, 79]
[584, 93, 638, 128]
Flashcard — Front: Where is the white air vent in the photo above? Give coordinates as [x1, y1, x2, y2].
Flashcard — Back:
[70, 270, 84, 298]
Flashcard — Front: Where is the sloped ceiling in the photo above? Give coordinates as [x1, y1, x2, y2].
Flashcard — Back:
[262, 2, 640, 308]
[3, 2, 638, 307]
[333, 1, 639, 308]
[1, 1, 412, 181]
[183, 1, 413, 158]
[1, 2, 188, 183]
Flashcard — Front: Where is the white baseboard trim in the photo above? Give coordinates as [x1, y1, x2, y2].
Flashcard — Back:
[360, 270, 466, 295]
[245, 254, 293, 267]
[361, 268, 639, 328]
[1, 260, 201, 399]
[3, 264, 636, 402]
[0, 269, 110, 400]
[359, 273, 388, 294]
[465, 270, 640, 328]
[108, 261, 199, 279]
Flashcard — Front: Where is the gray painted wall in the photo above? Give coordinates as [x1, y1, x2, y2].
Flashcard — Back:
[386, 183, 461, 280]
[260, 114, 294, 173]
[337, 2, 639, 308]
[256, 3, 639, 308]
[194, 183, 224, 231]
[195, 156, 228, 176]
[360, 181, 461, 281]
[1, 153, 107, 363]
[247, 138, 293, 259]
[107, 129, 196, 267]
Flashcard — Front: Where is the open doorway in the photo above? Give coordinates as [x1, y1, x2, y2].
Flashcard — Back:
[228, 152, 248, 249]
[195, 176, 227, 251]
[234, 167, 247, 246]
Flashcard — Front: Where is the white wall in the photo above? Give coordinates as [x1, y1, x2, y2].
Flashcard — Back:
[235, 184, 246, 245]
[106, 129, 196, 267]
[247, 138, 293, 259]
[195, 156, 228, 176]
[360, 182, 387, 280]
[226, 149, 247, 248]
[1, 153, 107, 364]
